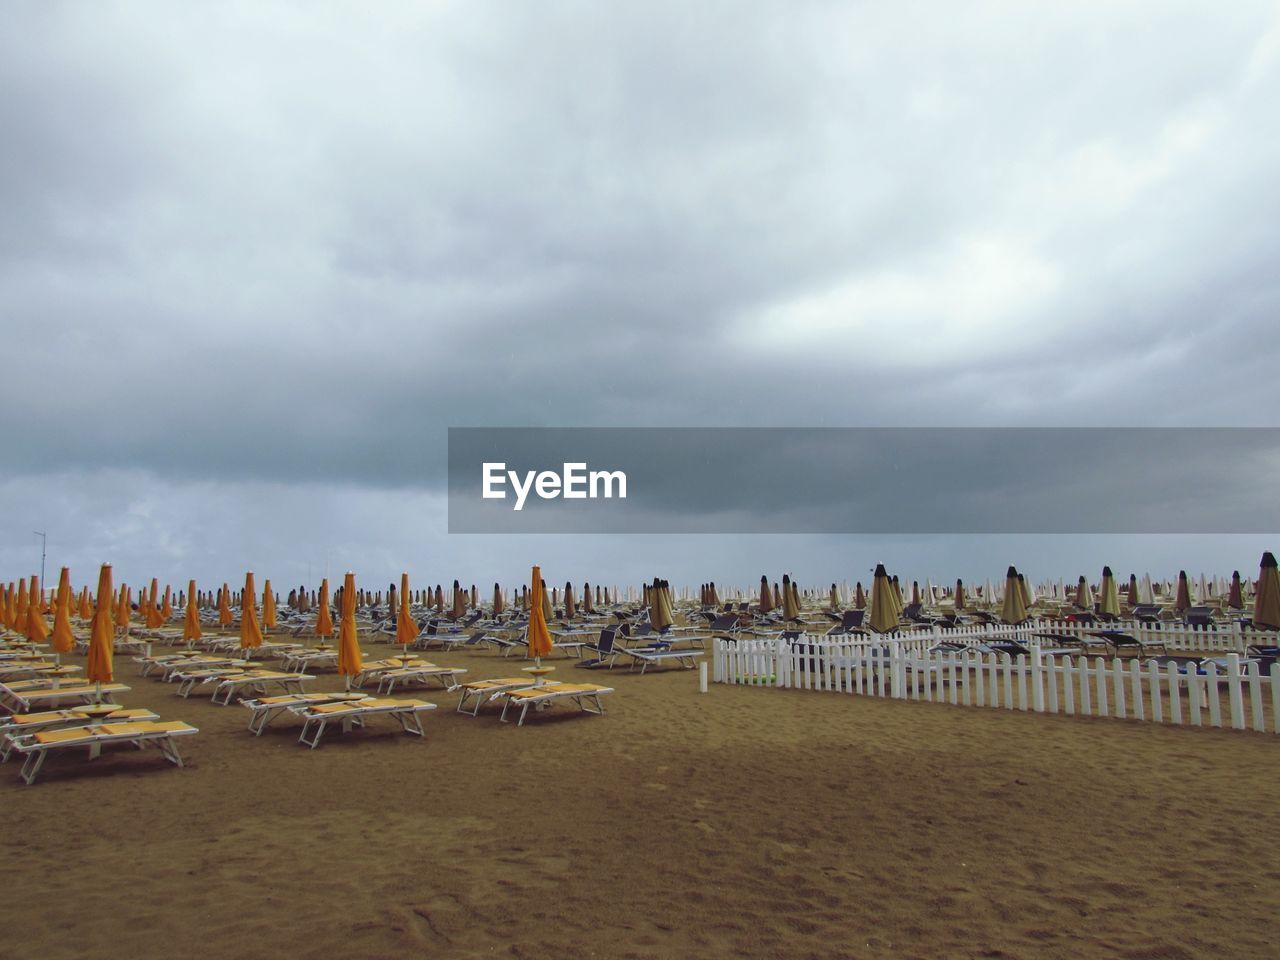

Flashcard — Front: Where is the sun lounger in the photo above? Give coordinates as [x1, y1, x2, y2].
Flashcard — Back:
[9, 720, 198, 784]
[158, 656, 251, 681]
[455, 677, 550, 716]
[0, 661, 80, 682]
[0, 707, 159, 761]
[240, 692, 372, 735]
[619, 644, 704, 674]
[1089, 630, 1167, 657]
[498, 682, 613, 726]
[0, 681, 132, 713]
[289, 697, 438, 748]
[206, 670, 315, 705]
[375, 665, 466, 694]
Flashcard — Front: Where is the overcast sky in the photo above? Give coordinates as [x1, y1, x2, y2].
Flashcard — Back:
[3, 1, 1278, 595]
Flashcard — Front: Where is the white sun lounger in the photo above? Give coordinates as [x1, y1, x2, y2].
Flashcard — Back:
[455, 677, 554, 716]
[374, 665, 467, 695]
[0, 681, 132, 713]
[206, 670, 315, 705]
[498, 682, 614, 726]
[0, 707, 159, 761]
[9, 720, 198, 785]
[620, 645, 704, 674]
[289, 697, 438, 748]
[240, 692, 372, 735]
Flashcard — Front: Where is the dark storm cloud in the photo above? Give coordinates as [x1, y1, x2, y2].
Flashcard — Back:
[2, 2, 1279, 586]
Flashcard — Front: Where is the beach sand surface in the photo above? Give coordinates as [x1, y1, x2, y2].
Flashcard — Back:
[3, 630, 1277, 960]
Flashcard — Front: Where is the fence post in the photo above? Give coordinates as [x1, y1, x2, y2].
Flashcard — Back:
[1226, 653, 1245, 730]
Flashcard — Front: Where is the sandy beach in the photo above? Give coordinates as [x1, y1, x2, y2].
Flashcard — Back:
[4, 628, 1277, 960]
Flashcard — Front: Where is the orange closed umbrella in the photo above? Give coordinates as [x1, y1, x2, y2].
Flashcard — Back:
[184, 579, 203, 643]
[146, 578, 164, 628]
[50, 567, 75, 656]
[161, 585, 174, 620]
[87, 564, 115, 690]
[263, 579, 277, 629]
[26, 575, 49, 645]
[316, 578, 334, 639]
[218, 584, 233, 627]
[116, 584, 132, 633]
[14, 579, 29, 635]
[396, 572, 416, 657]
[240, 571, 264, 654]
[337, 571, 363, 688]
[527, 566, 553, 662]
[78, 587, 93, 621]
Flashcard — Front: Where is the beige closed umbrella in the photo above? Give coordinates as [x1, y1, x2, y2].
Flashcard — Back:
[829, 583, 840, 611]
[493, 582, 504, 617]
[1001, 566, 1028, 624]
[782, 574, 800, 623]
[854, 582, 865, 610]
[757, 575, 773, 615]
[1252, 552, 1280, 629]
[1075, 576, 1094, 611]
[1098, 566, 1120, 618]
[869, 564, 898, 634]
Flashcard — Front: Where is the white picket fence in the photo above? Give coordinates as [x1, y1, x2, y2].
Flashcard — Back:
[713, 635, 1280, 735]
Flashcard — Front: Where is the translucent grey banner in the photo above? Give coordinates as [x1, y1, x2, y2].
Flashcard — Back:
[447, 427, 1280, 534]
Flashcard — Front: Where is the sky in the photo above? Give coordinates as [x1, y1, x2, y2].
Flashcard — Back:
[3, 1, 1279, 595]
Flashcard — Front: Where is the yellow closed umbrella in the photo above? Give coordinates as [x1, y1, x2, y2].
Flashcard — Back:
[1253, 552, 1280, 630]
[869, 564, 898, 634]
[1001, 566, 1028, 624]
[263, 579, 277, 629]
[1075, 576, 1093, 611]
[396, 572, 416, 658]
[26, 575, 49, 645]
[337, 571, 363, 689]
[1098, 566, 1120, 617]
[240, 571, 264, 655]
[527, 566, 553, 662]
[183, 579, 203, 643]
[316, 578, 334, 640]
[87, 564, 115, 692]
[218, 584, 233, 627]
[50, 567, 75, 656]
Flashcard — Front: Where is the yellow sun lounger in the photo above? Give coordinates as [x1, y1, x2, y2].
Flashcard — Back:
[498, 682, 614, 727]
[0, 681, 131, 713]
[0, 708, 159, 761]
[207, 670, 314, 705]
[240, 692, 372, 735]
[455, 677, 555, 717]
[9, 720, 198, 785]
[289, 697, 438, 749]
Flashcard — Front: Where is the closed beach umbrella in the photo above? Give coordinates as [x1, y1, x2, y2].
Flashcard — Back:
[161, 585, 173, 620]
[240, 572, 264, 654]
[396, 572, 416, 657]
[87, 564, 115, 692]
[219, 584, 233, 626]
[1075, 576, 1093, 610]
[829, 583, 840, 610]
[540, 579, 553, 622]
[78, 587, 93, 621]
[1002, 566, 1028, 624]
[470, 584, 478, 609]
[758, 575, 773, 614]
[1140, 573, 1155, 605]
[50, 567, 75, 657]
[435, 584, 444, 613]
[184, 579, 202, 643]
[783, 574, 799, 622]
[869, 564, 898, 633]
[493, 582, 504, 617]
[1252, 553, 1280, 629]
[146, 578, 164, 628]
[854, 582, 865, 609]
[1175, 571, 1192, 614]
[14, 579, 28, 634]
[116, 585, 132, 633]
[263, 579, 277, 629]
[1127, 574, 1139, 607]
[564, 581, 576, 619]
[1228, 571, 1244, 610]
[337, 571, 363, 688]
[582, 582, 593, 615]
[527, 566, 553, 663]
[26, 575, 49, 645]
[1018, 574, 1032, 609]
[1098, 566, 1120, 617]
[315, 578, 334, 639]
[954, 579, 966, 611]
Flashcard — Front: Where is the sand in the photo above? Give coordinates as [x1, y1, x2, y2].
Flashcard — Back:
[3, 630, 1278, 960]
